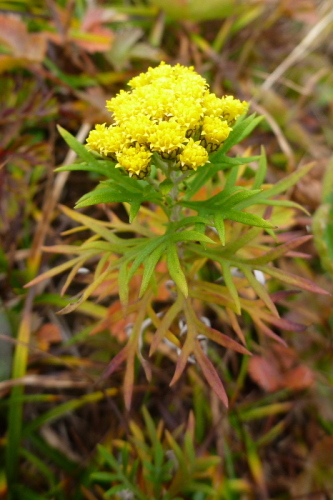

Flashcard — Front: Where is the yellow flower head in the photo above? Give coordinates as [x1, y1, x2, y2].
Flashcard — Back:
[87, 62, 248, 176]
[219, 96, 248, 125]
[86, 124, 129, 160]
[121, 115, 155, 145]
[178, 139, 209, 171]
[148, 121, 187, 158]
[116, 144, 153, 179]
[201, 117, 232, 152]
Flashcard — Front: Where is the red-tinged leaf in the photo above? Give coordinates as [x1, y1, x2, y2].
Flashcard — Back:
[256, 265, 330, 295]
[137, 349, 152, 382]
[194, 340, 228, 407]
[249, 235, 313, 265]
[254, 319, 287, 346]
[0, 14, 47, 63]
[259, 312, 306, 332]
[195, 319, 251, 355]
[240, 265, 279, 318]
[226, 308, 246, 344]
[283, 366, 314, 391]
[169, 339, 193, 387]
[248, 356, 281, 392]
[269, 290, 301, 303]
[249, 345, 314, 393]
[124, 351, 135, 411]
[102, 344, 129, 379]
[24, 256, 87, 288]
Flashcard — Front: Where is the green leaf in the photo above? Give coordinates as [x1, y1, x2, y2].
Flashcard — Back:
[221, 262, 241, 314]
[75, 187, 143, 208]
[105, 485, 132, 497]
[129, 200, 141, 223]
[169, 230, 216, 245]
[185, 154, 260, 201]
[139, 244, 166, 297]
[214, 214, 225, 246]
[168, 216, 210, 232]
[127, 236, 168, 282]
[166, 244, 188, 297]
[55, 161, 115, 177]
[212, 114, 264, 158]
[224, 165, 239, 190]
[253, 146, 267, 189]
[57, 125, 100, 167]
[221, 209, 275, 228]
[234, 162, 315, 210]
[160, 178, 174, 195]
[220, 189, 263, 210]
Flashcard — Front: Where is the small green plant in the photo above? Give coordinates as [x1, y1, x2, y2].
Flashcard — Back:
[90, 406, 221, 500]
[27, 62, 328, 409]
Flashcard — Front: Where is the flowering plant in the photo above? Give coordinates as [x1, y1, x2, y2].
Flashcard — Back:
[28, 63, 327, 408]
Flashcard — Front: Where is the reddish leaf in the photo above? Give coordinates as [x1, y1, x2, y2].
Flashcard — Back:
[248, 345, 314, 392]
[195, 319, 251, 355]
[194, 340, 228, 407]
[124, 351, 135, 411]
[102, 344, 129, 379]
[249, 235, 313, 265]
[0, 14, 47, 63]
[259, 312, 306, 332]
[256, 265, 330, 295]
[254, 319, 288, 346]
[248, 356, 282, 392]
[269, 290, 301, 303]
[169, 340, 193, 387]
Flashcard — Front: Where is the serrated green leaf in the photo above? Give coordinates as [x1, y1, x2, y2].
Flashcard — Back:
[129, 200, 141, 223]
[220, 189, 262, 210]
[221, 209, 275, 228]
[170, 216, 211, 232]
[214, 214, 225, 246]
[127, 236, 168, 282]
[55, 161, 114, 177]
[139, 244, 166, 297]
[169, 230, 216, 245]
[184, 155, 261, 200]
[75, 187, 142, 208]
[166, 244, 188, 297]
[235, 162, 315, 210]
[57, 125, 100, 167]
[255, 198, 310, 215]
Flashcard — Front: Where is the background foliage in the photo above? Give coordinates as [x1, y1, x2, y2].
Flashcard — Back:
[1, 0, 333, 499]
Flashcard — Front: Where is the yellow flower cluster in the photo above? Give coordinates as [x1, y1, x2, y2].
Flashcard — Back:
[86, 62, 248, 178]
